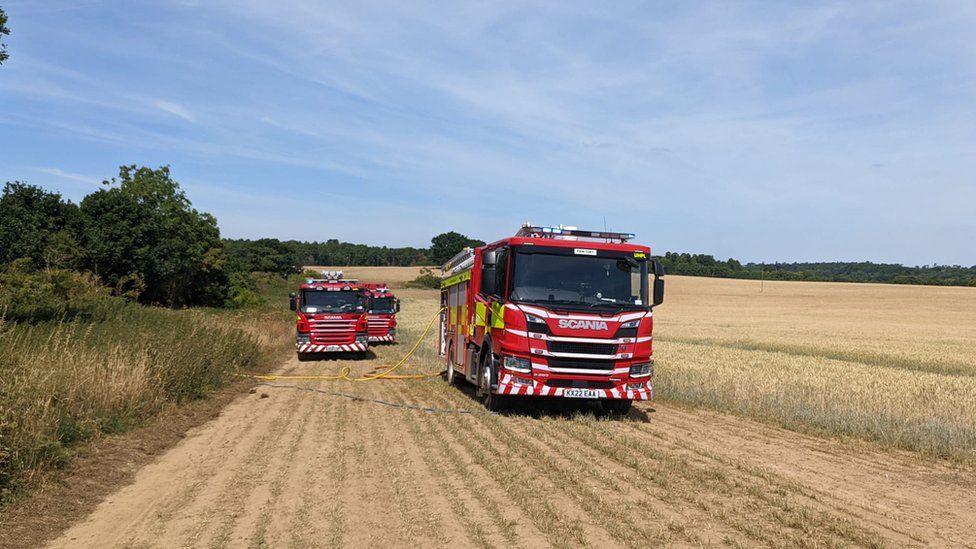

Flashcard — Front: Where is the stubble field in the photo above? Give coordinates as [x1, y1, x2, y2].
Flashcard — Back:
[43, 273, 976, 548]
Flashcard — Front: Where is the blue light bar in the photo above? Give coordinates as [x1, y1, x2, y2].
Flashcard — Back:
[517, 224, 635, 242]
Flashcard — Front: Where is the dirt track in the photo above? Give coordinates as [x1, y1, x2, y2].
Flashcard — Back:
[49, 351, 976, 548]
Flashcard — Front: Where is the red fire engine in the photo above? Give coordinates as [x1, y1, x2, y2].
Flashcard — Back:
[362, 283, 400, 343]
[439, 224, 665, 413]
[289, 271, 370, 360]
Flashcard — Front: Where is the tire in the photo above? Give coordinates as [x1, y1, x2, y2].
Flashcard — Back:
[479, 353, 507, 412]
[446, 344, 459, 386]
[601, 399, 632, 417]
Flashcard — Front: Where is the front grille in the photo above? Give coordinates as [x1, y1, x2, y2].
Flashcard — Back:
[546, 379, 615, 389]
[547, 341, 617, 355]
[547, 357, 615, 371]
[310, 319, 357, 344]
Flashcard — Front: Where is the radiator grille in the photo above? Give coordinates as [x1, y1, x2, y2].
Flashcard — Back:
[547, 341, 617, 355]
[546, 358, 615, 371]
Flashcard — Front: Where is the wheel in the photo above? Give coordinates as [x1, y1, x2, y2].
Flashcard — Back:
[446, 357, 458, 386]
[446, 343, 460, 386]
[479, 353, 507, 412]
[601, 399, 632, 417]
[297, 352, 313, 362]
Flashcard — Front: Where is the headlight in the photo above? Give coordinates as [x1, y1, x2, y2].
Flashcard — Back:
[629, 362, 653, 377]
[355, 334, 368, 344]
[389, 328, 397, 336]
[503, 355, 532, 373]
[525, 313, 549, 334]
[621, 319, 640, 329]
[297, 334, 311, 343]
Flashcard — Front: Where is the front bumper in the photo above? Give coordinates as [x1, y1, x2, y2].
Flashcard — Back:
[368, 334, 397, 343]
[496, 372, 653, 400]
[296, 341, 368, 353]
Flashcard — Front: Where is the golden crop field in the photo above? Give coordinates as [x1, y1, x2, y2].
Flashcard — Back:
[36, 274, 976, 548]
[655, 276, 976, 461]
[302, 266, 434, 288]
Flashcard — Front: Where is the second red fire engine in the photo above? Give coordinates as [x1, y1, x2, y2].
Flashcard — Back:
[362, 283, 400, 343]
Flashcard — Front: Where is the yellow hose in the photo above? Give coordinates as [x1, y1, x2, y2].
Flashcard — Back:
[244, 306, 446, 382]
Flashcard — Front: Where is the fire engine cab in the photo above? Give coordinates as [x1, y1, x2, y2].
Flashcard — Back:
[362, 283, 400, 343]
[289, 271, 369, 360]
[439, 224, 665, 413]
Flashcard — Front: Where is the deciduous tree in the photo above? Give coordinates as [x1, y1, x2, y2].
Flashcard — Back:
[79, 166, 228, 306]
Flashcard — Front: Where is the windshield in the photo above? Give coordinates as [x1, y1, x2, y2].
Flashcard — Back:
[369, 297, 395, 314]
[510, 250, 648, 311]
[301, 290, 365, 313]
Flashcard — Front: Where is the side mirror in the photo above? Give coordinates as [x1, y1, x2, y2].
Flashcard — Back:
[653, 278, 665, 306]
[289, 292, 297, 311]
[395, 298, 401, 313]
[480, 250, 497, 296]
[481, 265, 496, 295]
[652, 260, 665, 278]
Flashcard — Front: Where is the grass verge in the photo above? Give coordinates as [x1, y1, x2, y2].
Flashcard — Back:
[0, 287, 292, 506]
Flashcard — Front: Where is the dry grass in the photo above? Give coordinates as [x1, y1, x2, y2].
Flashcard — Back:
[654, 276, 976, 461]
[0, 304, 292, 504]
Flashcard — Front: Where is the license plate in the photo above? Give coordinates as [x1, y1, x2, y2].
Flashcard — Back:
[563, 388, 600, 399]
[324, 345, 341, 352]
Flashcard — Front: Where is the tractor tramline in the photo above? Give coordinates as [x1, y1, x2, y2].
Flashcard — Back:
[290, 271, 370, 360]
[439, 224, 665, 413]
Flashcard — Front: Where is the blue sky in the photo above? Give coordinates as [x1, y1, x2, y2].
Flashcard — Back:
[1, 1, 974, 265]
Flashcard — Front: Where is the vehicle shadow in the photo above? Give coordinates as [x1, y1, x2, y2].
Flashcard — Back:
[297, 350, 377, 362]
[442, 373, 651, 423]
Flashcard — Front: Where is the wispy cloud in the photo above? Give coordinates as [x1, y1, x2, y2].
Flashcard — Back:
[153, 100, 196, 123]
[1, 1, 975, 264]
[35, 167, 103, 187]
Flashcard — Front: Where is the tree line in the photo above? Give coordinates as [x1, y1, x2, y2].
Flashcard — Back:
[223, 231, 485, 274]
[0, 168, 486, 308]
[655, 252, 976, 287]
[4, 167, 973, 314]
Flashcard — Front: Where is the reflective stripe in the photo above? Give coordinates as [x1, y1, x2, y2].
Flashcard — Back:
[474, 302, 488, 327]
[441, 270, 471, 289]
[490, 302, 506, 329]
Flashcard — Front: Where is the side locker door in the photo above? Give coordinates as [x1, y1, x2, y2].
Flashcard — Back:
[447, 284, 458, 361]
[455, 283, 467, 371]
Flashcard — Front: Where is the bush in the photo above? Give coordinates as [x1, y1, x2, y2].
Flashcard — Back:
[407, 267, 442, 289]
[0, 260, 117, 323]
[225, 272, 264, 309]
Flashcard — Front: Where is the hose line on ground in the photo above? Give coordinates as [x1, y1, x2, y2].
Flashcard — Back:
[241, 306, 447, 382]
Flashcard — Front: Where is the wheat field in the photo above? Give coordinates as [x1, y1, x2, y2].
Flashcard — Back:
[654, 276, 976, 460]
[302, 266, 434, 288]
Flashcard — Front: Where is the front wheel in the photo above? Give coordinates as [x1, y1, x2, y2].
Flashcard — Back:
[480, 355, 507, 412]
[601, 399, 632, 417]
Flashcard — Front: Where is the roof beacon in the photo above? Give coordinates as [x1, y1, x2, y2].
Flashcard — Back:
[516, 223, 635, 243]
